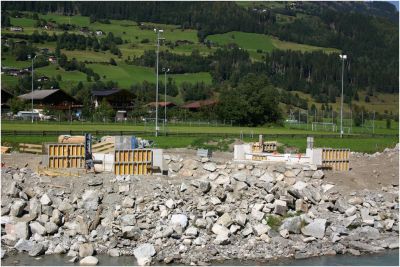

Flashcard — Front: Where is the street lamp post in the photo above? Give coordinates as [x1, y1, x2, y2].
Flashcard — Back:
[28, 54, 37, 123]
[162, 68, 170, 132]
[154, 29, 164, 137]
[339, 54, 347, 138]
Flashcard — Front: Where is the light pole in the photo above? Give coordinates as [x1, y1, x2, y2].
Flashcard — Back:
[162, 67, 170, 132]
[339, 54, 347, 138]
[28, 54, 37, 123]
[154, 28, 164, 137]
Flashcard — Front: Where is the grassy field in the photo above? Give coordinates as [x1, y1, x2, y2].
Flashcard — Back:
[293, 91, 399, 114]
[1, 134, 397, 154]
[2, 120, 398, 136]
[206, 31, 340, 54]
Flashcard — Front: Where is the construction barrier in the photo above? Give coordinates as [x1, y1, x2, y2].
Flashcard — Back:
[92, 141, 114, 154]
[252, 141, 277, 153]
[47, 144, 85, 168]
[321, 148, 350, 171]
[19, 143, 43, 154]
[114, 149, 152, 175]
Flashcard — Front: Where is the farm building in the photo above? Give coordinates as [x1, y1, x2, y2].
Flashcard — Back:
[18, 89, 81, 111]
[146, 102, 176, 108]
[92, 89, 134, 111]
[181, 99, 218, 112]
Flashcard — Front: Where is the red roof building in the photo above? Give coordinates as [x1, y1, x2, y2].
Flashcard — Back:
[181, 99, 218, 111]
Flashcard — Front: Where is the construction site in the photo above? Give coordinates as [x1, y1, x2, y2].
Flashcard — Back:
[1, 133, 399, 265]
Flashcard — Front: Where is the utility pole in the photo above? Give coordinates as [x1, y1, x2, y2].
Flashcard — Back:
[28, 54, 37, 123]
[339, 54, 347, 138]
[162, 68, 170, 134]
[154, 29, 164, 137]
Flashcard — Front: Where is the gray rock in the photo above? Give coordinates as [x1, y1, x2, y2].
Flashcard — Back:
[214, 233, 230, 245]
[295, 199, 308, 213]
[280, 216, 302, 234]
[14, 239, 34, 252]
[170, 214, 188, 228]
[165, 199, 175, 209]
[1, 250, 5, 259]
[50, 209, 62, 226]
[203, 162, 217, 172]
[40, 194, 52, 206]
[80, 256, 99, 266]
[251, 209, 265, 221]
[6, 222, 29, 240]
[345, 206, 357, 217]
[260, 172, 275, 183]
[58, 201, 73, 213]
[312, 170, 324, 179]
[29, 243, 45, 256]
[120, 214, 136, 226]
[30, 221, 46, 236]
[232, 171, 247, 182]
[10, 200, 26, 217]
[185, 226, 198, 237]
[7, 181, 19, 197]
[169, 162, 183, 173]
[29, 198, 41, 218]
[253, 224, 270, 236]
[349, 241, 384, 252]
[133, 243, 156, 266]
[199, 180, 211, 193]
[121, 197, 135, 208]
[234, 213, 247, 227]
[195, 218, 208, 228]
[274, 200, 287, 216]
[235, 181, 248, 191]
[122, 226, 142, 240]
[180, 183, 188, 192]
[242, 226, 253, 236]
[108, 248, 120, 257]
[79, 243, 94, 258]
[360, 208, 374, 225]
[45, 222, 59, 234]
[301, 218, 326, 239]
[348, 197, 363, 205]
[212, 224, 230, 236]
[81, 190, 99, 211]
[217, 213, 233, 227]
[335, 198, 350, 213]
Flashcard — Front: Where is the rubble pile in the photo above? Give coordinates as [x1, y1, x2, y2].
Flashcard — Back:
[1, 153, 399, 265]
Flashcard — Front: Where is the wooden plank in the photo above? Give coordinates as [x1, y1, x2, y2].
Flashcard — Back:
[1, 146, 11, 154]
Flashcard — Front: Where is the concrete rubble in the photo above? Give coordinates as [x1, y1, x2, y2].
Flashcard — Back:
[0, 145, 399, 265]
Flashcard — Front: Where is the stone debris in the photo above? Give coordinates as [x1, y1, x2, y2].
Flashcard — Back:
[0, 146, 398, 265]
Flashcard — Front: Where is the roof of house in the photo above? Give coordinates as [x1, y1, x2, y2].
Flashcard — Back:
[19, 89, 62, 100]
[146, 101, 176, 107]
[92, 89, 120, 96]
[181, 99, 217, 109]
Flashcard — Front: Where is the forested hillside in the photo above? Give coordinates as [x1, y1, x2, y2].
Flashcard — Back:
[1, 1, 398, 125]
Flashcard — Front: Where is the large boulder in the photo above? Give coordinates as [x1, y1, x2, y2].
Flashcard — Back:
[14, 239, 34, 252]
[301, 219, 326, 239]
[40, 194, 52, 206]
[274, 200, 287, 216]
[79, 243, 94, 258]
[134, 243, 156, 266]
[80, 190, 99, 211]
[80, 256, 99, 266]
[29, 243, 45, 257]
[6, 222, 29, 240]
[30, 222, 46, 236]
